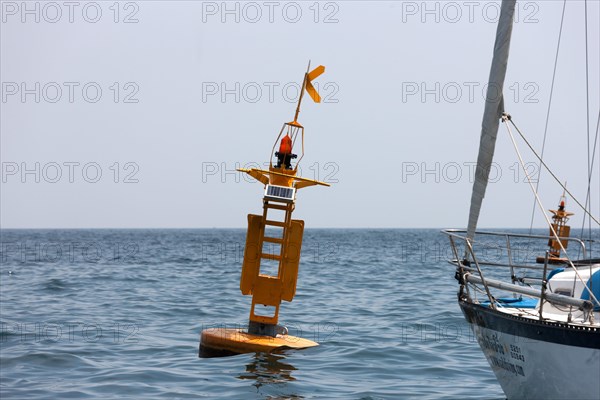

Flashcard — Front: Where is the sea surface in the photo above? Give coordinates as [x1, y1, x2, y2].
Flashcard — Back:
[2, 228, 597, 399]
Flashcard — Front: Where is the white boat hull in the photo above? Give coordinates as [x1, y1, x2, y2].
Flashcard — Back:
[461, 301, 600, 400]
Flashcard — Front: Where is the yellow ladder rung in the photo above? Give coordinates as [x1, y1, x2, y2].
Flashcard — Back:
[263, 237, 284, 244]
[265, 220, 287, 227]
[261, 253, 281, 261]
[266, 203, 289, 211]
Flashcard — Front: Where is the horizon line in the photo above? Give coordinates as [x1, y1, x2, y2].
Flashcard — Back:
[2, 226, 596, 230]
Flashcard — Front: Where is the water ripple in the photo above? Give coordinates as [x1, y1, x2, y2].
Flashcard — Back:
[3, 229, 578, 399]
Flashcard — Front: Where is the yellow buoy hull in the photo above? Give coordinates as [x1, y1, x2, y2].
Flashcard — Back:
[199, 328, 318, 357]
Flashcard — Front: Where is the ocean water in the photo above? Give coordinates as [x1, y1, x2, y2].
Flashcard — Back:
[4, 228, 583, 399]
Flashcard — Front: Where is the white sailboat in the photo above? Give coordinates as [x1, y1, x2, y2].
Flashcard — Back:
[443, 1, 600, 398]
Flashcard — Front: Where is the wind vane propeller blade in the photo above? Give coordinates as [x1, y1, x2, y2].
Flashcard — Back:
[305, 80, 321, 103]
[305, 65, 325, 103]
[307, 65, 325, 81]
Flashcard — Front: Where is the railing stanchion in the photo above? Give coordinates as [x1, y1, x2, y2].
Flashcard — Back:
[539, 250, 549, 320]
[466, 239, 496, 310]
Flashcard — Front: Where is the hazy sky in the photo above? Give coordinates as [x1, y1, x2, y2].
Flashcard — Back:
[1, 0, 599, 229]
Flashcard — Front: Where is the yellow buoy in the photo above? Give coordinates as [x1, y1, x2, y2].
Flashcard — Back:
[199, 63, 330, 357]
[200, 328, 318, 357]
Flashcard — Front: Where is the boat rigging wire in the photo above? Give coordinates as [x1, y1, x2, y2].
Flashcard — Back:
[503, 113, 600, 311]
[580, 110, 600, 254]
[529, 0, 567, 234]
[580, 0, 596, 256]
[507, 117, 600, 226]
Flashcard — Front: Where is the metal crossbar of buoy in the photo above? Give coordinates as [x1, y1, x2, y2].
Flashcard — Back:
[199, 63, 330, 357]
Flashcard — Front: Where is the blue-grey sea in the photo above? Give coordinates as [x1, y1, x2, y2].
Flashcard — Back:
[3, 228, 596, 399]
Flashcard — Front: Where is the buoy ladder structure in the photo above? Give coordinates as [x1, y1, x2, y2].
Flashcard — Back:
[241, 191, 301, 337]
[199, 63, 330, 357]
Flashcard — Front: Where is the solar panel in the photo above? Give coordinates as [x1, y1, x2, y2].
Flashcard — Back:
[264, 184, 295, 203]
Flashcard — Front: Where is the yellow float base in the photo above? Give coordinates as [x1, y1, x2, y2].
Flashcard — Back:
[199, 328, 318, 358]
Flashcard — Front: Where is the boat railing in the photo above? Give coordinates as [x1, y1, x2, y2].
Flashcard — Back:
[441, 229, 598, 321]
[442, 229, 591, 267]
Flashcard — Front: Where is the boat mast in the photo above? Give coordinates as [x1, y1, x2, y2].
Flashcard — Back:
[466, 0, 517, 246]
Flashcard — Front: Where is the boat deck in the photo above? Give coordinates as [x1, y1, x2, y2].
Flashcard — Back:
[473, 301, 600, 327]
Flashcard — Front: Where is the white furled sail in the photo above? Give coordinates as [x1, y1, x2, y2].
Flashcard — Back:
[466, 0, 517, 242]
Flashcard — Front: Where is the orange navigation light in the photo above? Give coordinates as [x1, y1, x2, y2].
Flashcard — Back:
[279, 135, 292, 154]
[276, 135, 294, 169]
